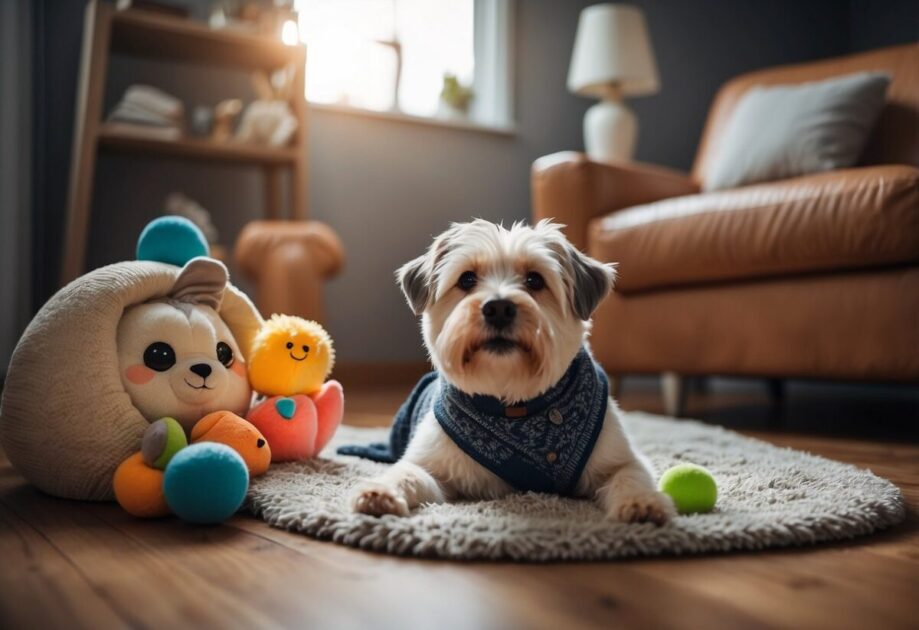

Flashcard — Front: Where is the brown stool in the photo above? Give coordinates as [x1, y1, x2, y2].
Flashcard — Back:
[235, 221, 344, 323]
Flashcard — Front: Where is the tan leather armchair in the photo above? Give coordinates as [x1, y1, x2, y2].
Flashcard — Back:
[533, 44, 919, 415]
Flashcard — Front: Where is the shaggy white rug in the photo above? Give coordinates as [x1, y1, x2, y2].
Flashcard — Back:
[247, 412, 905, 561]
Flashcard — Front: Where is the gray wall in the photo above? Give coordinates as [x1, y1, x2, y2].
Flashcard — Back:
[22, 0, 917, 367]
[1, 1, 32, 372]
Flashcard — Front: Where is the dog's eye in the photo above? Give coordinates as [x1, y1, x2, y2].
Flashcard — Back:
[216, 341, 234, 367]
[143, 342, 176, 372]
[525, 272, 546, 291]
[457, 271, 477, 291]
[286, 342, 294, 349]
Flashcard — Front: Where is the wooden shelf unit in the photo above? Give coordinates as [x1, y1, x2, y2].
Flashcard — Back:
[97, 125, 301, 165]
[61, 1, 309, 285]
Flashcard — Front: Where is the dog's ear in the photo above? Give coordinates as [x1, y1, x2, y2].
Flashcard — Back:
[396, 254, 431, 316]
[565, 244, 616, 320]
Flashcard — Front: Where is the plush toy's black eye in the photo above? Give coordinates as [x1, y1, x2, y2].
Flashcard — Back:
[457, 271, 477, 291]
[525, 272, 546, 291]
[302, 345, 310, 353]
[286, 341, 294, 349]
[143, 342, 176, 372]
[216, 341, 234, 367]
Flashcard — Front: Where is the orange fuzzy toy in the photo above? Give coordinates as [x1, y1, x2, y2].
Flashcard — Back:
[191, 410, 271, 476]
[113, 452, 170, 518]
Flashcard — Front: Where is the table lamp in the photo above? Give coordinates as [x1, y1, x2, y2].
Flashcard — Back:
[568, 4, 659, 162]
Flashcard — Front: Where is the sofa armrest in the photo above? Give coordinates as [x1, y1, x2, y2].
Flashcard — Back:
[531, 151, 698, 250]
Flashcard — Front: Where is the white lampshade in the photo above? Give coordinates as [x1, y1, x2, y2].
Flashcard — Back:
[568, 4, 660, 99]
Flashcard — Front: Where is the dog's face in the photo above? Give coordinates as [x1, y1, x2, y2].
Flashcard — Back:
[398, 220, 615, 402]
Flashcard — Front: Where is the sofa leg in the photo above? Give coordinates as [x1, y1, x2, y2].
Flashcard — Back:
[661, 372, 688, 417]
[767, 378, 785, 404]
[608, 375, 623, 399]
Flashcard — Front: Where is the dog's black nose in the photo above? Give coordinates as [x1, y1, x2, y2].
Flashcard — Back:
[189, 363, 212, 379]
[482, 299, 517, 330]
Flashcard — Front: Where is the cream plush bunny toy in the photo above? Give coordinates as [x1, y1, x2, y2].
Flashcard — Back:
[117, 258, 252, 431]
[0, 217, 262, 501]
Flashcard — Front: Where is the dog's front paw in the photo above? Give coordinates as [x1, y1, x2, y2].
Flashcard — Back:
[351, 482, 410, 517]
[607, 491, 676, 526]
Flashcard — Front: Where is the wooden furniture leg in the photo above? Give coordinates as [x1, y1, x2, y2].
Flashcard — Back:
[61, 1, 112, 285]
[661, 372, 688, 417]
[264, 166, 284, 219]
[767, 378, 786, 404]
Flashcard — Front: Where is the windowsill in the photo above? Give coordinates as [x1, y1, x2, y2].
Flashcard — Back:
[308, 102, 516, 136]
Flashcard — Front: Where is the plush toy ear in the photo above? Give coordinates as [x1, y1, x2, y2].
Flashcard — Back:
[170, 257, 228, 310]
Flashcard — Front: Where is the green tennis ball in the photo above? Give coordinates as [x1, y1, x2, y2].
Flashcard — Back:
[658, 463, 718, 514]
[141, 417, 188, 470]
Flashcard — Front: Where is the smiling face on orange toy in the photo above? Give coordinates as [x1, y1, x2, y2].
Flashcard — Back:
[247, 314, 335, 397]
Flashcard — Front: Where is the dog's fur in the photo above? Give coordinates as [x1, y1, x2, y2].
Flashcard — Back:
[351, 220, 675, 524]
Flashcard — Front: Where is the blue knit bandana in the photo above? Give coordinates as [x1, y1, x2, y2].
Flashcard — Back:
[338, 347, 608, 496]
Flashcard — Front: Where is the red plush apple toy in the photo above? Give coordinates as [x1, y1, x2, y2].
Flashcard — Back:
[247, 382, 344, 461]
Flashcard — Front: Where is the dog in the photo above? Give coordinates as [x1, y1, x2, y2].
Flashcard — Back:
[345, 219, 676, 524]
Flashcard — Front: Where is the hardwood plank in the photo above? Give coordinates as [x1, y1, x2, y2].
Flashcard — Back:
[1, 381, 917, 629]
[0, 482, 126, 629]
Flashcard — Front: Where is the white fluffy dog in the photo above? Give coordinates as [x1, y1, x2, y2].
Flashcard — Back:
[349, 219, 675, 524]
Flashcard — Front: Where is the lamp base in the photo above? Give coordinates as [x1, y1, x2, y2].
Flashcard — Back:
[584, 99, 636, 162]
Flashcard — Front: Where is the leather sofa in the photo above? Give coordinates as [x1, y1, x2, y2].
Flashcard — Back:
[532, 44, 919, 414]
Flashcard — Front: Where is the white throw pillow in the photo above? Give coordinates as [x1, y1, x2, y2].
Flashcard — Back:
[703, 71, 890, 191]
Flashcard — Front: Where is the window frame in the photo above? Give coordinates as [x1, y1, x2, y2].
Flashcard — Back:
[305, 0, 516, 135]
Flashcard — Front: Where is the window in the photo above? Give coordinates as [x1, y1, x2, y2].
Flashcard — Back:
[292, 0, 513, 130]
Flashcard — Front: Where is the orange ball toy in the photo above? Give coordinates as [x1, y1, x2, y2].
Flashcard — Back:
[113, 452, 170, 518]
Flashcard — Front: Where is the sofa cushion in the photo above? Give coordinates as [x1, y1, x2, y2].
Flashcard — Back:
[589, 165, 919, 294]
[703, 72, 890, 191]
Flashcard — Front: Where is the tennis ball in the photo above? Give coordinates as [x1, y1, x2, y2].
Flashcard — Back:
[658, 463, 718, 514]
[136, 215, 209, 267]
[163, 442, 249, 524]
[141, 417, 188, 470]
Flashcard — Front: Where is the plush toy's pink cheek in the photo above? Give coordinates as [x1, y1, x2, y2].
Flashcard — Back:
[231, 360, 247, 378]
[125, 364, 156, 385]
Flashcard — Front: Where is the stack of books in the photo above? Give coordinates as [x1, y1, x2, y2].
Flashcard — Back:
[106, 85, 184, 140]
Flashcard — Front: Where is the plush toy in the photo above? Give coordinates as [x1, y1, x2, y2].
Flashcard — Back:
[245, 314, 344, 461]
[0, 216, 263, 501]
[248, 314, 335, 396]
[116, 256, 252, 431]
[190, 409, 271, 476]
[163, 443, 250, 524]
[113, 411, 270, 519]
[658, 463, 718, 514]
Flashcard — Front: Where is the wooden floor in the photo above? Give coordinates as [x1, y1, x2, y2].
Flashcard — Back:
[1, 381, 917, 629]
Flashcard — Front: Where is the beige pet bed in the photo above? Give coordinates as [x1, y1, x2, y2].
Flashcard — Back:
[0, 260, 262, 501]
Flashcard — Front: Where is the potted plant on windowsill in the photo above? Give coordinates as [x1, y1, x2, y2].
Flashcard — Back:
[438, 73, 474, 120]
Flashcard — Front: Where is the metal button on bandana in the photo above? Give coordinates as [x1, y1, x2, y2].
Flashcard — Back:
[549, 408, 564, 425]
[546, 451, 558, 463]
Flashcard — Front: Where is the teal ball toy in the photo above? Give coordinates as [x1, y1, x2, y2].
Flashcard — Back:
[136, 216, 209, 267]
[163, 443, 249, 524]
[658, 463, 718, 514]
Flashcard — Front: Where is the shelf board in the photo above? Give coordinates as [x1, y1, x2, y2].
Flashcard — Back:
[109, 9, 305, 70]
[97, 126, 299, 166]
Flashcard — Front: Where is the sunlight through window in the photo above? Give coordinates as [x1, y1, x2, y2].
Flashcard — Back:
[294, 0, 475, 118]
